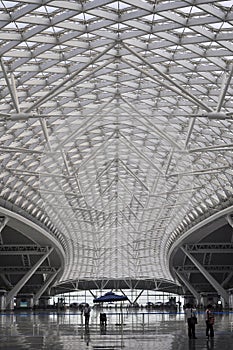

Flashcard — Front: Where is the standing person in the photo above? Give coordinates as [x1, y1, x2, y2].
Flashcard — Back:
[185, 303, 198, 339]
[205, 304, 215, 339]
[83, 303, 91, 327]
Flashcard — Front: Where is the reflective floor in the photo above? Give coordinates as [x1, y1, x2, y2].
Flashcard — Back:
[0, 309, 233, 349]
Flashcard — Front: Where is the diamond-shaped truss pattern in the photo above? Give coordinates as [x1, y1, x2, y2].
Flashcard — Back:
[0, 0, 233, 284]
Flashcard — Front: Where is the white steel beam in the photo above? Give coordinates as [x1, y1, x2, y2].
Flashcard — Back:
[174, 269, 201, 304]
[0, 58, 20, 113]
[226, 214, 233, 232]
[118, 130, 163, 174]
[26, 43, 116, 112]
[40, 118, 52, 151]
[0, 216, 8, 233]
[34, 268, 61, 305]
[185, 243, 233, 253]
[221, 272, 233, 288]
[0, 245, 49, 255]
[118, 158, 149, 192]
[189, 144, 233, 153]
[61, 150, 71, 176]
[7, 168, 74, 179]
[35, 58, 115, 108]
[10, 73, 20, 112]
[77, 130, 116, 171]
[0, 145, 43, 154]
[6, 248, 54, 307]
[164, 149, 174, 176]
[122, 56, 209, 111]
[0, 216, 9, 244]
[58, 97, 114, 149]
[122, 44, 213, 112]
[216, 65, 233, 112]
[120, 96, 182, 150]
[180, 246, 229, 306]
[0, 274, 12, 288]
[184, 116, 197, 149]
[167, 166, 229, 177]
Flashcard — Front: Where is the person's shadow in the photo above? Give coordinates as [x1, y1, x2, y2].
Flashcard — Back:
[188, 340, 196, 350]
[84, 327, 90, 346]
[206, 338, 214, 349]
[100, 323, 107, 335]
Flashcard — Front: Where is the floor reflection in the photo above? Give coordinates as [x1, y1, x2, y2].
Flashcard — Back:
[0, 310, 232, 349]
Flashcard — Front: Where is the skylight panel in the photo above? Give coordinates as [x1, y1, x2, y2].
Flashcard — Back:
[3, 22, 18, 29]
[107, 1, 130, 10]
[143, 14, 154, 21]
[74, 12, 93, 21]
[35, 5, 52, 14]
[177, 6, 193, 14]
[44, 5, 58, 13]
[218, 0, 233, 8]
[208, 22, 224, 30]
[221, 22, 233, 28]
[0, 0, 17, 9]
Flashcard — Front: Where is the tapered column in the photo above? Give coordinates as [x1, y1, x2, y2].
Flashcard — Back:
[174, 269, 201, 305]
[33, 268, 60, 305]
[181, 246, 229, 307]
[6, 248, 54, 307]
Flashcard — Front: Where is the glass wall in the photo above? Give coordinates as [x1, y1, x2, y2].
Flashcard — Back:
[50, 289, 184, 309]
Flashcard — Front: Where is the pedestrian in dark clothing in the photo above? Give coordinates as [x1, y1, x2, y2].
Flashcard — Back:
[83, 303, 91, 327]
[205, 304, 215, 339]
[100, 312, 107, 329]
[185, 303, 197, 339]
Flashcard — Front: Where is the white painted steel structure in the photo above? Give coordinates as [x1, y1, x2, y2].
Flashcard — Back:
[0, 0, 233, 290]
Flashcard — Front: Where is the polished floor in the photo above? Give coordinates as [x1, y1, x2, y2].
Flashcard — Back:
[0, 309, 233, 349]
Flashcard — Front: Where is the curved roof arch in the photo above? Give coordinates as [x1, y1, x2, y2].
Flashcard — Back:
[0, 0, 233, 292]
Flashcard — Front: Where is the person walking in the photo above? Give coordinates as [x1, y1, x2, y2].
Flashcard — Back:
[185, 303, 198, 339]
[205, 304, 215, 339]
[83, 303, 91, 327]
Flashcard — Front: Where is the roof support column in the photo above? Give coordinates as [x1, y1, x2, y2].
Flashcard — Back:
[89, 289, 96, 299]
[180, 246, 229, 307]
[6, 247, 54, 307]
[0, 59, 20, 112]
[226, 214, 233, 230]
[174, 269, 201, 305]
[0, 216, 9, 244]
[33, 267, 60, 305]
[0, 216, 12, 292]
[0, 274, 12, 289]
[0, 216, 8, 231]
[216, 65, 233, 112]
[120, 289, 132, 304]
[132, 289, 144, 305]
[221, 272, 233, 288]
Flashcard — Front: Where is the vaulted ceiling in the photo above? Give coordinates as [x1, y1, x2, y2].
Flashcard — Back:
[0, 0, 233, 295]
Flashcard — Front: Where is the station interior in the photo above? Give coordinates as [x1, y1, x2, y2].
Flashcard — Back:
[0, 0, 233, 349]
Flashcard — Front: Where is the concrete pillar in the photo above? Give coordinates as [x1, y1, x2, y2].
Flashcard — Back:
[229, 292, 233, 310]
[0, 289, 7, 310]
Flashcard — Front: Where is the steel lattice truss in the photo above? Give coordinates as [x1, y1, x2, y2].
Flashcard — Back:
[0, 0, 233, 285]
